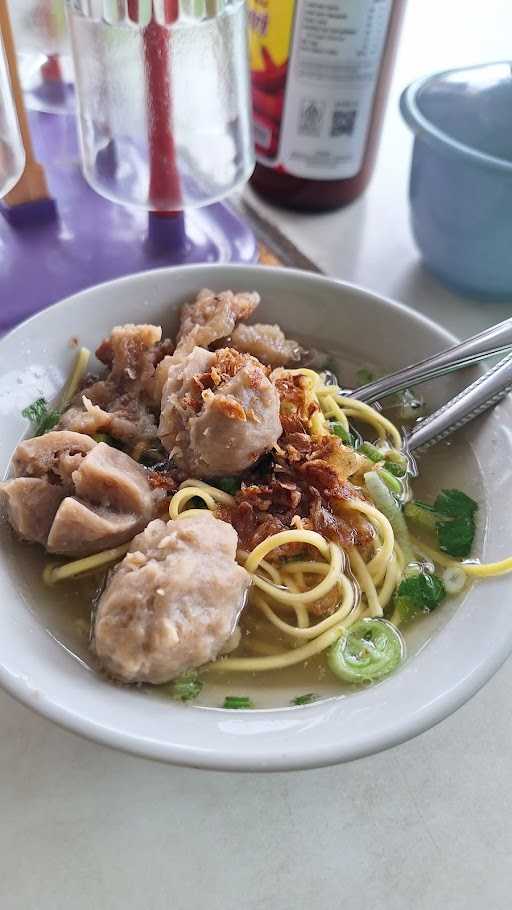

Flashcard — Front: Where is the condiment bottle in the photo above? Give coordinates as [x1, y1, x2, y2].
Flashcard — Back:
[248, 0, 407, 211]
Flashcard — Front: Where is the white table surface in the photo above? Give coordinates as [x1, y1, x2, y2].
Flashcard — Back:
[3, 3, 512, 909]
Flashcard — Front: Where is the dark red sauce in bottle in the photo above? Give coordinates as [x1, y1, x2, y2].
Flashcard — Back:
[249, 0, 407, 212]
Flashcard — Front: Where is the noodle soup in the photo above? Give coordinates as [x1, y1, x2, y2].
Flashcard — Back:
[0, 327, 488, 710]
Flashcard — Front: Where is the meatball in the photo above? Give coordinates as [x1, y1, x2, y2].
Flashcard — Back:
[59, 323, 172, 443]
[93, 512, 251, 684]
[0, 431, 96, 546]
[230, 323, 302, 368]
[47, 443, 156, 556]
[158, 347, 282, 477]
[176, 288, 260, 353]
[0, 433, 157, 556]
[151, 289, 261, 406]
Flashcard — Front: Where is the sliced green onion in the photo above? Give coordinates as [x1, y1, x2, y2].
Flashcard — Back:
[327, 619, 405, 684]
[330, 422, 352, 445]
[384, 460, 407, 478]
[360, 442, 385, 462]
[172, 671, 203, 702]
[404, 501, 438, 532]
[59, 346, 91, 409]
[223, 696, 253, 710]
[364, 470, 415, 566]
[442, 566, 467, 595]
[378, 467, 402, 494]
[291, 693, 319, 706]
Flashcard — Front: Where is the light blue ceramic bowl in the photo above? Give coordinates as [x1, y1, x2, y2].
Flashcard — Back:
[400, 62, 512, 301]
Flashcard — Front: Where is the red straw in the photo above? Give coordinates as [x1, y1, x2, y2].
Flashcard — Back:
[127, 0, 182, 210]
[41, 54, 63, 83]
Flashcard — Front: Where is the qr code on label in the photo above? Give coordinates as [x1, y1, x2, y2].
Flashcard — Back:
[331, 108, 357, 137]
[298, 99, 325, 137]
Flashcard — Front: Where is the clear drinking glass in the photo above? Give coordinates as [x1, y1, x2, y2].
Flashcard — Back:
[0, 35, 25, 198]
[67, 0, 254, 211]
[8, 0, 74, 113]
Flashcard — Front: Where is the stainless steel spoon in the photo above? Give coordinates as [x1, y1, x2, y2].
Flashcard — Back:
[407, 352, 512, 453]
[352, 316, 512, 404]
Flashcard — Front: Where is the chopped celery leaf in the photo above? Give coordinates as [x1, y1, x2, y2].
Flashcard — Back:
[292, 693, 319, 706]
[22, 397, 60, 436]
[395, 573, 446, 622]
[405, 489, 478, 558]
[434, 489, 478, 519]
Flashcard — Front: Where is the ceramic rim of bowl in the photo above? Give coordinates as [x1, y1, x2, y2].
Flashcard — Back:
[400, 61, 512, 174]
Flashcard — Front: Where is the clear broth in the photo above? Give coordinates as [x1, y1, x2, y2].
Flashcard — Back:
[0, 350, 486, 710]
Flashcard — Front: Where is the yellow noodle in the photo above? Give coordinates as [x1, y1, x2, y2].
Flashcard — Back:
[281, 574, 310, 628]
[244, 638, 286, 656]
[344, 498, 394, 583]
[253, 575, 354, 640]
[169, 486, 216, 519]
[245, 529, 330, 570]
[376, 554, 401, 609]
[43, 543, 129, 585]
[217, 623, 345, 672]
[412, 537, 512, 579]
[410, 537, 455, 569]
[178, 479, 235, 507]
[330, 394, 402, 448]
[283, 561, 330, 577]
[462, 557, 512, 578]
[249, 540, 342, 606]
[349, 547, 383, 617]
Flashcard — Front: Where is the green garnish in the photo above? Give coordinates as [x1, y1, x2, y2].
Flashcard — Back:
[364, 471, 415, 567]
[405, 489, 478, 558]
[404, 501, 438, 531]
[223, 696, 253, 710]
[291, 693, 319, 706]
[216, 477, 241, 495]
[377, 467, 402, 495]
[330, 421, 353, 445]
[327, 619, 404, 684]
[359, 441, 385, 462]
[436, 490, 477, 558]
[171, 671, 203, 702]
[384, 460, 407, 478]
[22, 397, 60, 436]
[394, 572, 446, 622]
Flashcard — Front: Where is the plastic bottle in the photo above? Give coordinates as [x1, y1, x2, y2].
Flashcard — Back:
[249, 0, 406, 212]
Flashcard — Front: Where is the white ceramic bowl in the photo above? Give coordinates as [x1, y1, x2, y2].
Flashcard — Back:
[1, 265, 511, 771]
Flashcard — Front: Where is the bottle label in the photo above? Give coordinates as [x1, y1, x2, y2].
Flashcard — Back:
[249, 0, 393, 180]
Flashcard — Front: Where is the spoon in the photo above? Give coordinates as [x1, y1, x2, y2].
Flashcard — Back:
[352, 316, 512, 404]
[407, 352, 512, 453]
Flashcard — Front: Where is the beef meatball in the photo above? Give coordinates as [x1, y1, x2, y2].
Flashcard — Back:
[176, 288, 260, 353]
[93, 512, 251, 684]
[230, 323, 301, 368]
[158, 347, 282, 477]
[0, 433, 157, 556]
